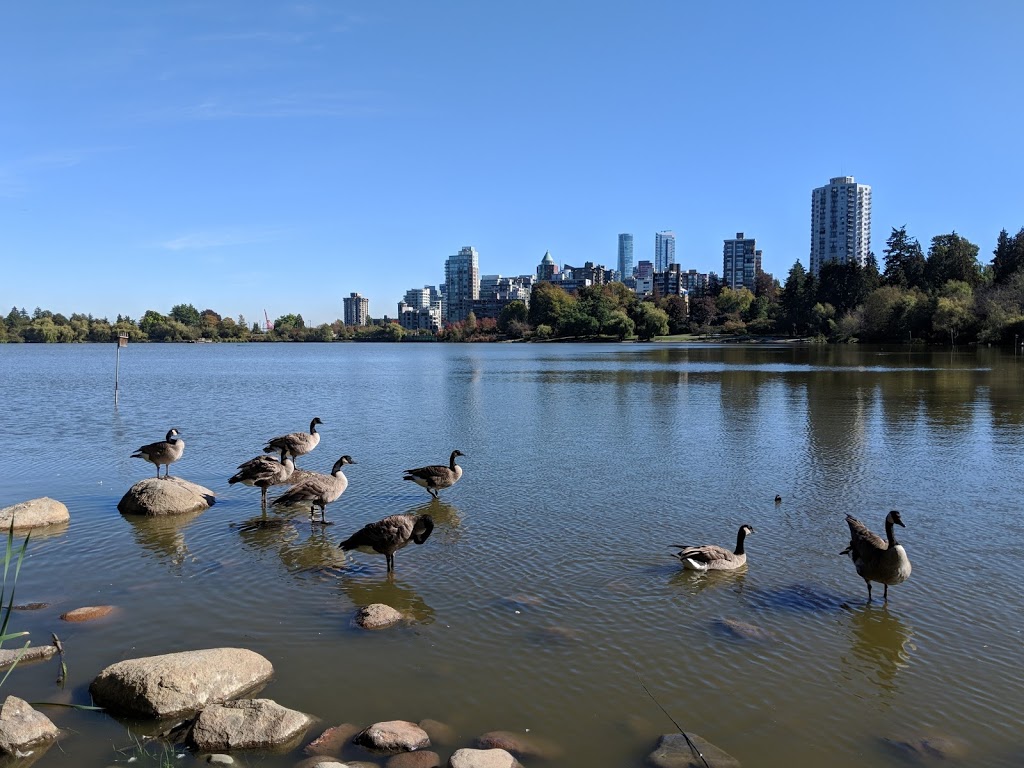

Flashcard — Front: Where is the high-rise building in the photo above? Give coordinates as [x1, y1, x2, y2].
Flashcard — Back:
[444, 246, 480, 324]
[536, 251, 559, 281]
[618, 234, 634, 280]
[636, 260, 654, 280]
[343, 292, 369, 326]
[810, 176, 872, 275]
[722, 233, 762, 292]
[655, 231, 676, 272]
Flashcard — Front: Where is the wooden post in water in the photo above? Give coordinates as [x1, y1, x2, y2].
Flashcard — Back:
[115, 332, 128, 403]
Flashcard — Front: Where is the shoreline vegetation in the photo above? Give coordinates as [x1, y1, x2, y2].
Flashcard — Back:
[5, 226, 1024, 348]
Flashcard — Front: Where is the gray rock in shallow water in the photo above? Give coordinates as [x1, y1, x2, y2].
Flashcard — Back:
[354, 720, 430, 753]
[647, 733, 741, 768]
[189, 698, 312, 751]
[448, 748, 521, 768]
[304, 723, 362, 756]
[0, 696, 59, 756]
[387, 751, 442, 768]
[0, 498, 69, 530]
[418, 719, 457, 747]
[713, 617, 777, 642]
[89, 648, 273, 718]
[0, 645, 59, 671]
[117, 477, 215, 516]
[355, 604, 405, 630]
[206, 755, 234, 765]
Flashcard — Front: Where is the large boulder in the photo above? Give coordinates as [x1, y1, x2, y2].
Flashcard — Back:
[188, 698, 312, 751]
[118, 477, 215, 516]
[0, 498, 69, 530]
[448, 748, 521, 768]
[354, 720, 430, 753]
[0, 696, 59, 756]
[647, 733, 741, 768]
[89, 648, 273, 718]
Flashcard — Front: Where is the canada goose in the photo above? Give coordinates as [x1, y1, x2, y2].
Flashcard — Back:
[229, 449, 295, 506]
[271, 455, 354, 525]
[131, 428, 185, 479]
[775, 494, 782, 504]
[263, 418, 322, 463]
[339, 514, 434, 572]
[403, 450, 465, 498]
[841, 511, 912, 602]
[671, 524, 755, 571]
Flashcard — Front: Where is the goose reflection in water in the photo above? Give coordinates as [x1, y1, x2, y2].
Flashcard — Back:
[233, 516, 347, 574]
[336, 572, 435, 625]
[124, 510, 202, 572]
[669, 566, 748, 597]
[841, 605, 915, 697]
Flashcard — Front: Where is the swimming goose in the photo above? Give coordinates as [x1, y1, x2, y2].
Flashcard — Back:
[775, 494, 782, 504]
[841, 511, 912, 602]
[339, 514, 434, 572]
[131, 428, 185, 479]
[403, 450, 465, 498]
[271, 455, 354, 525]
[263, 418, 322, 463]
[229, 449, 295, 506]
[672, 524, 754, 571]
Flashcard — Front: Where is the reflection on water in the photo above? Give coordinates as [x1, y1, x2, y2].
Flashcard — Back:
[335, 573, 435, 625]
[669, 567, 748, 597]
[122, 510, 202, 572]
[841, 605, 914, 699]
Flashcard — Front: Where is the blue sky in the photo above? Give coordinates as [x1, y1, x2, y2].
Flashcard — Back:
[2, 1, 1022, 325]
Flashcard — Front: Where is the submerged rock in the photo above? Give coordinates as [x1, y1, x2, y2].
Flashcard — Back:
[60, 605, 115, 623]
[387, 751, 442, 768]
[713, 618, 777, 642]
[304, 723, 362, 756]
[117, 477, 215, 516]
[353, 720, 430, 753]
[448, 748, 521, 768]
[419, 719, 457, 747]
[475, 730, 563, 760]
[0, 498, 69, 530]
[188, 698, 312, 751]
[89, 647, 273, 718]
[647, 733, 741, 768]
[882, 732, 969, 763]
[354, 604, 405, 630]
[0, 696, 59, 756]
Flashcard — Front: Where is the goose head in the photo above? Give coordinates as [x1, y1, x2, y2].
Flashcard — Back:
[739, 524, 755, 536]
[412, 515, 434, 544]
[165, 428, 182, 441]
[886, 510, 905, 528]
[310, 417, 324, 431]
[336, 455, 356, 467]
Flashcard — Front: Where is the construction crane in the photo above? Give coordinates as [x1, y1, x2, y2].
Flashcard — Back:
[264, 310, 274, 331]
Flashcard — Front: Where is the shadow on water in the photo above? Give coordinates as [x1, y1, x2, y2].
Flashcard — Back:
[122, 511, 202, 573]
[841, 604, 915, 697]
[748, 582, 848, 613]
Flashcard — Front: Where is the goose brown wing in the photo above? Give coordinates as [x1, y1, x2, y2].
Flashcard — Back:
[404, 464, 448, 481]
[845, 514, 886, 550]
[340, 515, 412, 553]
[671, 544, 734, 563]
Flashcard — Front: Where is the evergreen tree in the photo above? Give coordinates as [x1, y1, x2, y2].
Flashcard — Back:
[992, 227, 1024, 283]
[882, 226, 927, 290]
[925, 232, 981, 291]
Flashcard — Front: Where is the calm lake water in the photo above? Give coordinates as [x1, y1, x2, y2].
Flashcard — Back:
[1, 342, 1023, 767]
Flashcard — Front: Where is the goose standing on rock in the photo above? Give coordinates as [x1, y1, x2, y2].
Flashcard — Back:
[229, 449, 295, 507]
[131, 428, 185, 479]
[339, 514, 434, 572]
[841, 511, 912, 602]
[263, 418, 322, 464]
[672, 524, 754, 571]
[271, 455, 354, 525]
[403, 450, 465, 499]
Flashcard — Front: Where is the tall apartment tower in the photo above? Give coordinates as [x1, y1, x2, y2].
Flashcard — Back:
[810, 176, 872, 275]
[617, 233, 634, 280]
[343, 292, 369, 326]
[655, 231, 676, 272]
[722, 233, 762, 292]
[444, 246, 480, 324]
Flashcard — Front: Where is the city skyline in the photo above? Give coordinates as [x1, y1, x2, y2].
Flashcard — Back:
[3, 2, 1022, 325]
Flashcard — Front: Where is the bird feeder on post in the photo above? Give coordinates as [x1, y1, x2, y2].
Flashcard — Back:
[115, 331, 128, 403]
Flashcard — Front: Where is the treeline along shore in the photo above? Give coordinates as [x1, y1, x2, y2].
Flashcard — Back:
[5, 226, 1024, 347]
